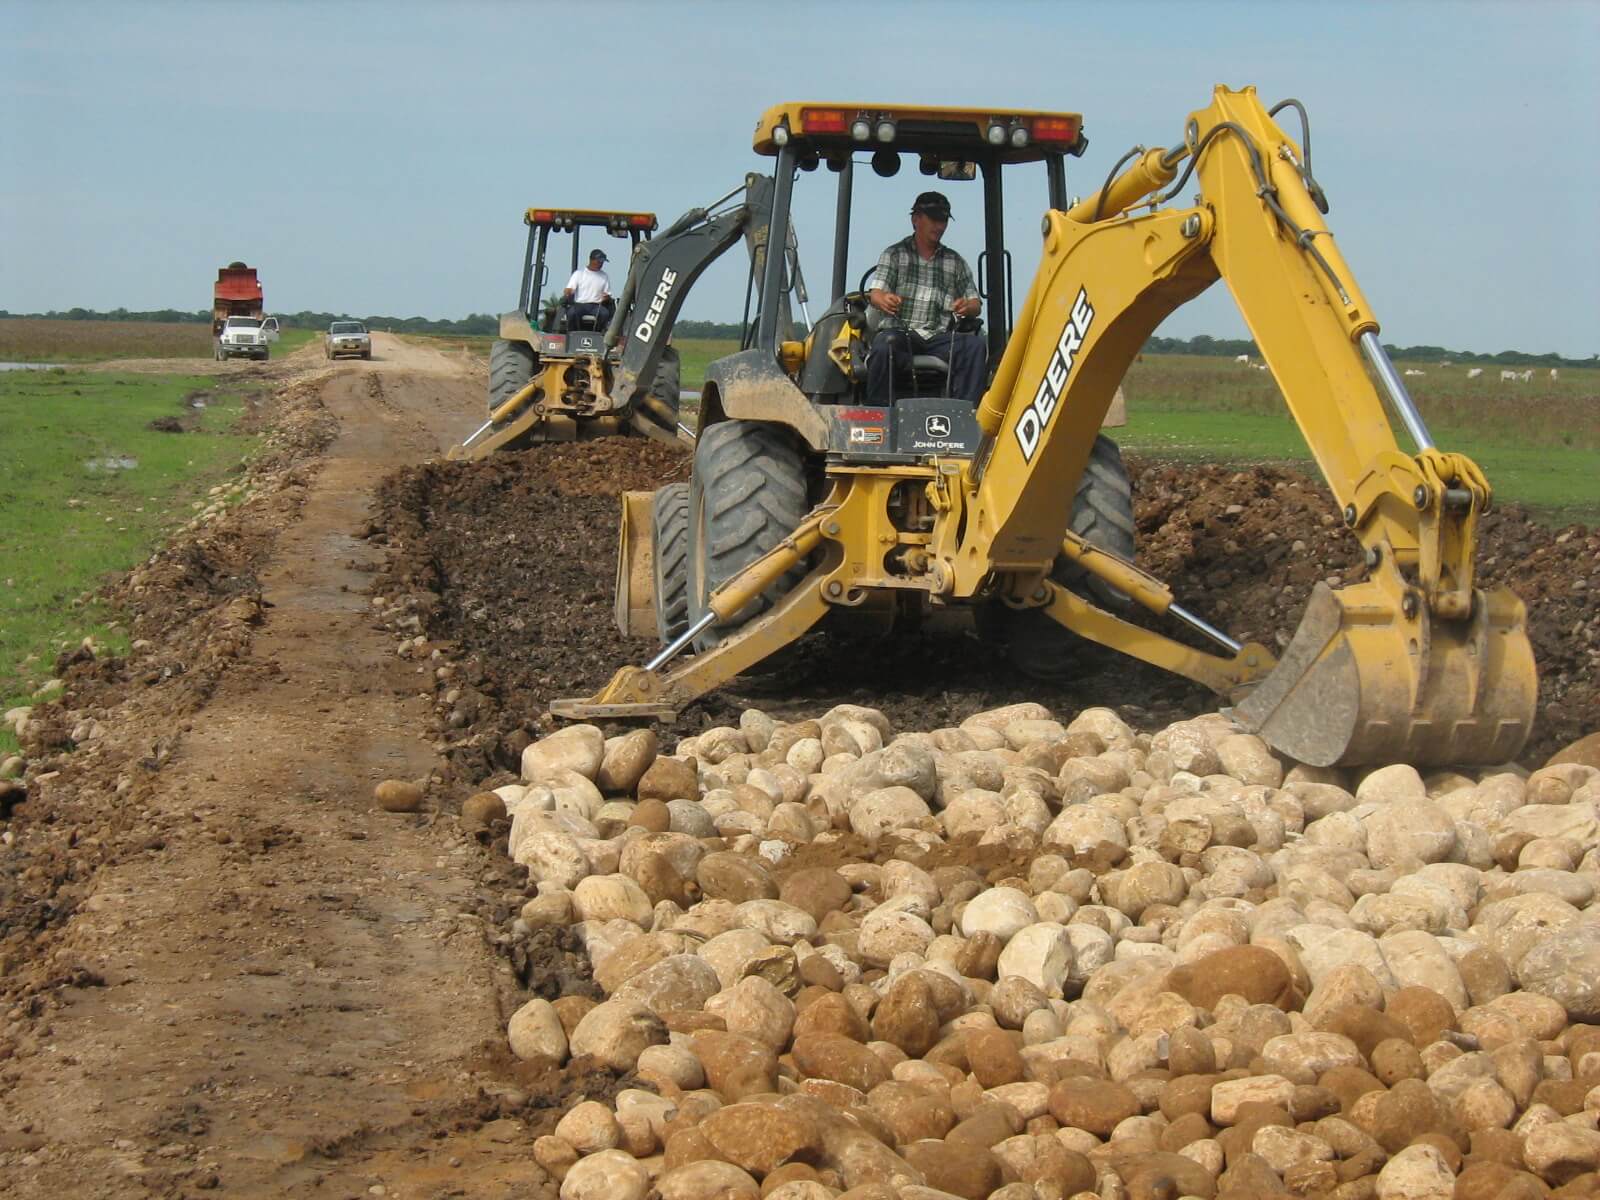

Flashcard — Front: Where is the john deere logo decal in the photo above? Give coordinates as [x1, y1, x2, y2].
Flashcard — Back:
[925, 415, 951, 438]
[1016, 286, 1094, 462]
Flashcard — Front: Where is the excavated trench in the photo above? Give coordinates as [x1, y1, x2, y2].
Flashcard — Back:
[368, 440, 1597, 789]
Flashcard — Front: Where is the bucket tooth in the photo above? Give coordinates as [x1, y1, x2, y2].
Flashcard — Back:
[1234, 581, 1535, 768]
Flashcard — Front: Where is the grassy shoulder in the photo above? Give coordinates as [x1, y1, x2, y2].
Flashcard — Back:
[0, 370, 262, 751]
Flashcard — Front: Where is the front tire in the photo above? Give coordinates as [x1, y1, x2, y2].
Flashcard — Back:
[489, 338, 535, 415]
[977, 434, 1136, 681]
[687, 420, 809, 656]
[651, 483, 690, 644]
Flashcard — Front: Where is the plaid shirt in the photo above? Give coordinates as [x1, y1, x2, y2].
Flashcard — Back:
[868, 236, 978, 338]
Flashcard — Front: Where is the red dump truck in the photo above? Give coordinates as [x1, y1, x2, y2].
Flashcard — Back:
[211, 262, 279, 360]
[213, 263, 263, 333]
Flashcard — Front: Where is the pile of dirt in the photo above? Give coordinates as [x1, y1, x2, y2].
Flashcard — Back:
[1132, 462, 1598, 764]
[368, 443, 1595, 786]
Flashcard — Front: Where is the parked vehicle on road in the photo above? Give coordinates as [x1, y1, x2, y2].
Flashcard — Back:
[325, 320, 372, 360]
[216, 315, 271, 361]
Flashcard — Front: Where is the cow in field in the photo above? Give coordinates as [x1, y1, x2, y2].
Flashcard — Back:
[1551, 369, 1560, 381]
[1500, 370, 1519, 382]
[1466, 368, 1483, 379]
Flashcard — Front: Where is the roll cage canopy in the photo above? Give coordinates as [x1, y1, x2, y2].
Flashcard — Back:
[517, 209, 659, 319]
[746, 103, 1088, 361]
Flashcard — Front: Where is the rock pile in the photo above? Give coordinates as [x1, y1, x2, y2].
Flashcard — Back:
[489, 704, 1600, 1200]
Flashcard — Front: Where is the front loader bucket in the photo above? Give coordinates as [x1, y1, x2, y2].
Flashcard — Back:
[614, 491, 657, 639]
[1234, 581, 1536, 768]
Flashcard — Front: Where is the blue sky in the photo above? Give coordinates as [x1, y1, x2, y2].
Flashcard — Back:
[3, 0, 1597, 357]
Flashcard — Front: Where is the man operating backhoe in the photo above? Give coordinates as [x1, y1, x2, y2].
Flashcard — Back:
[866, 190, 987, 403]
[562, 248, 615, 331]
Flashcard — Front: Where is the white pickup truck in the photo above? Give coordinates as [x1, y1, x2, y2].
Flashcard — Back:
[215, 315, 279, 361]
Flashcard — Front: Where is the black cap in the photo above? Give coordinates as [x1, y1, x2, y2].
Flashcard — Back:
[911, 191, 953, 220]
[589, 249, 607, 263]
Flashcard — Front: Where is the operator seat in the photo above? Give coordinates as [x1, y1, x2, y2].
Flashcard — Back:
[861, 303, 951, 400]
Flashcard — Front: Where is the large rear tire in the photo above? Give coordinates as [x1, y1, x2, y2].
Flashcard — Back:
[489, 338, 535, 415]
[647, 347, 681, 418]
[977, 434, 1136, 681]
[651, 482, 690, 644]
[687, 420, 809, 656]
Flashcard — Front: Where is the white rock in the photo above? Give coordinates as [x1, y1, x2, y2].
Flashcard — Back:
[555, 1099, 621, 1154]
[960, 887, 1039, 943]
[1516, 924, 1600, 1021]
[1523, 1121, 1600, 1182]
[736, 899, 817, 945]
[996, 923, 1075, 999]
[1380, 930, 1469, 1011]
[523, 724, 606, 782]
[1287, 926, 1396, 989]
[1471, 893, 1582, 970]
[560, 1149, 648, 1200]
[1252, 1125, 1335, 1174]
[857, 907, 935, 966]
[1363, 801, 1458, 869]
[1261, 1033, 1363, 1082]
[1211, 1075, 1296, 1124]
[1357, 763, 1427, 806]
[572, 875, 653, 926]
[507, 998, 568, 1064]
[850, 786, 932, 842]
[1374, 1142, 1454, 1199]
[568, 1000, 667, 1071]
[1043, 805, 1128, 854]
[515, 829, 592, 888]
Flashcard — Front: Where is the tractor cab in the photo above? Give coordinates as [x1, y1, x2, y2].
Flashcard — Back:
[506, 207, 658, 354]
[702, 104, 1085, 464]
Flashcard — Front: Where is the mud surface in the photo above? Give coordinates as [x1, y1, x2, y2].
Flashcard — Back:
[0, 339, 616, 1199]
[373, 447, 1596, 780]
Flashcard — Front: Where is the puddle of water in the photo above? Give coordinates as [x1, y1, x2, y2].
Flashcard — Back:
[0, 362, 56, 371]
[85, 456, 139, 472]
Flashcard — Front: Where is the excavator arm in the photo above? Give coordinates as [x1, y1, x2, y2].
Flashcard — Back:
[947, 85, 1533, 765]
[605, 173, 786, 427]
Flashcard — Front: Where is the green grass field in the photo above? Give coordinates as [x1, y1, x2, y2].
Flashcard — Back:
[0, 370, 262, 751]
[276, 328, 319, 355]
[1, 318, 320, 363]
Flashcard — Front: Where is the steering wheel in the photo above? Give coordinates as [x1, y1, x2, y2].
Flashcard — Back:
[839, 268, 878, 310]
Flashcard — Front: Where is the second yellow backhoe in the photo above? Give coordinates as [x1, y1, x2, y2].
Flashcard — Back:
[554, 88, 1536, 769]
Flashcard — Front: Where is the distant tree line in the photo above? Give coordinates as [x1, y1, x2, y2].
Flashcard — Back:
[0, 307, 500, 335]
[1144, 334, 1594, 367]
[2, 309, 1592, 364]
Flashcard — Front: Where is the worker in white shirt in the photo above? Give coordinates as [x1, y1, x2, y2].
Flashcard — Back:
[562, 248, 614, 331]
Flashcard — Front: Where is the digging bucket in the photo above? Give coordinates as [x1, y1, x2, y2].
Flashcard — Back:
[1234, 580, 1537, 768]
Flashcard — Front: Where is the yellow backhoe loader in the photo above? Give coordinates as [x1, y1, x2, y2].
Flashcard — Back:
[451, 182, 809, 459]
[454, 208, 670, 455]
[554, 89, 1537, 768]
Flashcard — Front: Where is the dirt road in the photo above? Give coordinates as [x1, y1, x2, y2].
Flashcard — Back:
[1, 337, 560, 1198]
